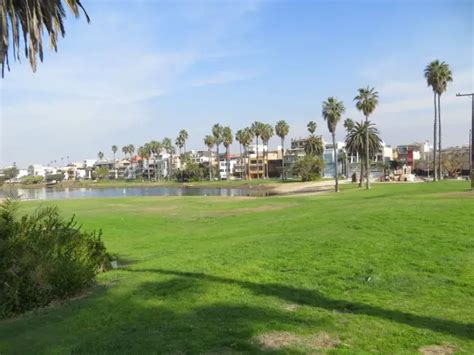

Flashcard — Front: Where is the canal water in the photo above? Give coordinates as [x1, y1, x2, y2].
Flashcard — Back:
[0, 186, 267, 200]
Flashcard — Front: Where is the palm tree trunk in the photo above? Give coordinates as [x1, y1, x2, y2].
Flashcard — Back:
[281, 137, 285, 180]
[226, 146, 230, 180]
[433, 92, 438, 181]
[438, 93, 442, 180]
[208, 148, 212, 181]
[255, 137, 259, 179]
[333, 133, 339, 192]
[147, 158, 151, 181]
[216, 145, 220, 180]
[359, 158, 364, 187]
[365, 116, 370, 189]
[239, 144, 243, 179]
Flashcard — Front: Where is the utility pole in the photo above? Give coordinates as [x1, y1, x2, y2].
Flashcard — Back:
[456, 93, 474, 190]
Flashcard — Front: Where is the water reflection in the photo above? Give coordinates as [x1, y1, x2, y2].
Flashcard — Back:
[0, 186, 266, 200]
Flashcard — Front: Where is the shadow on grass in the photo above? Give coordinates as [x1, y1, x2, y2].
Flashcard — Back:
[126, 268, 474, 341]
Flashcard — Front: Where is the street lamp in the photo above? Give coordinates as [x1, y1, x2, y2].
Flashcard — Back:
[456, 92, 474, 190]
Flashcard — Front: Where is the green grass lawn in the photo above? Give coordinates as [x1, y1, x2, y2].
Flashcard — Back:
[1, 182, 473, 353]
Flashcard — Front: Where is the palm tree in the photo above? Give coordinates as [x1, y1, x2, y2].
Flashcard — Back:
[275, 120, 290, 180]
[345, 121, 382, 183]
[261, 124, 274, 179]
[424, 60, 453, 180]
[307, 121, 317, 135]
[222, 126, 233, 180]
[162, 138, 174, 180]
[354, 86, 379, 189]
[149, 140, 162, 180]
[144, 143, 152, 180]
[1, 0, 90, 77]
[122, 146, 129, 158]
[112, 145, 118, 160]
[175, 135, 184, 157]
[98, 151, 104, 161]
[251, 121, 265, 179]
[212, 124, 224, 180]
[204, 135, 215, 181]
[322, 97, 345, 192]
[235, 130, 244, 179]
[179, 129, 189, 155]
[343, 118, 355, 180]
[137, 146, 148, 180]
[304, 135, 324, 157]
[128, 144, 135, 158]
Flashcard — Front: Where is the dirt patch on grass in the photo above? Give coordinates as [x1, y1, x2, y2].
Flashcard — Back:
[418, 344, 456, 355]
[282, 303, 300, 312]
[438, 191, 474, 198]
[253, 331, 339, 351]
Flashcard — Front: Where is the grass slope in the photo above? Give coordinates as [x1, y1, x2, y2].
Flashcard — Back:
[1, 182, 473, 353]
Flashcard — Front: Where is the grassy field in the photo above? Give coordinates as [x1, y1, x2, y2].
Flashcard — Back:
[0, 182, 473, 353]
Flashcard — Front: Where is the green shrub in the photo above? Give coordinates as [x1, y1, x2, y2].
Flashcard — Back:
[293, 155, 324, 181]
[21, 175, 44, 185]
[0, 199, 110, 318]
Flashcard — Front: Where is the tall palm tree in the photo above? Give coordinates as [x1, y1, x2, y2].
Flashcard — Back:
[204, 135, 215, 181]
[143, 143, 152, 180]
[235, 130, 244, 179]
[212, 124, 224, 180]
[175, 135, 184, 157]
[304, 135, 324, 157]
[149, 140, 162, 180]
[97, 151, 104, 161]
[179, 129, 189, 155]
[122, 146, 129, 159]
[343, 118, 355, 180]
[222, 127, 233, 180]
[128, 144, 135, 158]
[1, 0, 90, 77]
[424, 61, 441, 181]
[425, 60, 453, 180]
[137, 146, 148, 180]
[162, 138, 174, 180]
[112, 145, 118, 160]
[261, 124, 274, 179]
[251, 121, 265, 179]
[322, 97, 345, 192]
[239, 128, 253, 180]
[354, 86, 379, 189]
[307, 121, 317, 135]
[345, 121, 382, 181]
[275, 120, 290, 180]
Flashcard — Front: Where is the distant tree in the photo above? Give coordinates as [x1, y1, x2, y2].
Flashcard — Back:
[354, 86, 379, 189]
[122, 146, 129, 158]
[424, 60, 453, 180]
[162, 138, 175, 181]
[293, 155, 324, 182]
[304, 135, 324, 157]
[345, 120, 382, 186]
[251, 121, 265, 179]
[3, 166, 19, 180]
[128, 144, 135, 157]
[222, 126, 233, 179]
[322, 97, 345, 192]
[204, 135, 215, 181]
[235, 130, 245, 179]
[137, 146, 149, 180]
[307, 121, 317, 135]
[179, 129, 189, 155]
[112, 145, 118, 160]
[343, 118, 354, 177]
[175, 135, 185, 157]
[97, 151, 104, 161]
[275, 120, 290, 180]
[212, 124, 224, 179]
[94, 167, 109, 180]
[261, 124, 274, 179]
[1, 0, 90, 77]
[442, 151, 464, 178]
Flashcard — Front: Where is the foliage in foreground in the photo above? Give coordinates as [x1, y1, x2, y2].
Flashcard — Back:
[293, 155, 324, 181]
[0, 199, 110, 318]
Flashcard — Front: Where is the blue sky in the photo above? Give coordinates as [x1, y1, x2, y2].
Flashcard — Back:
[1, 0, 472, 167]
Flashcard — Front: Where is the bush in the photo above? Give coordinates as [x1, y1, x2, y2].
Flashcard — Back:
[293, 155, 324, 181]
[21, 175, 44, 185]
[0, 199, 110, 318]
[45, 173, 65, 183]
